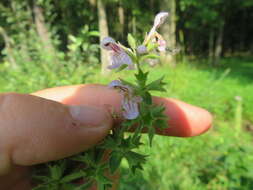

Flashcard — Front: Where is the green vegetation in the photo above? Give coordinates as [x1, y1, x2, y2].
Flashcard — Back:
[1, 56, 253, 189]
[120, 58, 253, 190]
[1, 0, 253, 189]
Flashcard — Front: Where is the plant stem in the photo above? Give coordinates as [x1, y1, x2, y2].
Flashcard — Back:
[136, 56, 141, 73]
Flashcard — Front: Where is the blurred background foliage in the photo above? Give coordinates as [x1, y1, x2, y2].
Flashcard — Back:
[0, 0, 253, 189]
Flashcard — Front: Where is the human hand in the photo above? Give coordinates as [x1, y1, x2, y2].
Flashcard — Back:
[0, 84, 212, 190]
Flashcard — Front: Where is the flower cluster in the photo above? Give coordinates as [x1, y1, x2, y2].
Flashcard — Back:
[101, 12, 169, 71]
[102, 12, 169, 120]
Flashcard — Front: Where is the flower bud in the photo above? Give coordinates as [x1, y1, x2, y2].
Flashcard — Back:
[136, 45, 148, 54]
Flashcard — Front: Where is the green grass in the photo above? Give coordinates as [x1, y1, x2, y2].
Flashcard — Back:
[1, 56, 253, 190]
[119, 57, 253, 190]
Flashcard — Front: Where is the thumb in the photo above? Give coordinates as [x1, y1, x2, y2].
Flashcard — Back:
[0, 93, 112, 175]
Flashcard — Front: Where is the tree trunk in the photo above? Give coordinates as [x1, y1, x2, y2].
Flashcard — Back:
[97, 0, 110, 75]
[178, 29, 186, 63]
[10, 1, 32, 65]
[118, 1, 124, 40]
[160, 0, 176, 65]
[150, 0, 155, 13]
[213, 22, 224, 66]
[208, 30, 214, 64]
[88, 0, 97, 16]
[0, 27, 17, 68]
[88, 0, 96, 7]
[239, 11, 246, 51]
[33, 1, 54, 55]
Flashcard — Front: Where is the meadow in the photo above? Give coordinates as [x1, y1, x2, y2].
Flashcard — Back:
[1, 56, 253, 190]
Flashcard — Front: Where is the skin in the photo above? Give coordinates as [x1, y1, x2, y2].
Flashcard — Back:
[0, 84, 212, 190]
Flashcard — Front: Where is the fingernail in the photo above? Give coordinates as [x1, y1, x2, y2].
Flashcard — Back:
[69, 105, 107, 126]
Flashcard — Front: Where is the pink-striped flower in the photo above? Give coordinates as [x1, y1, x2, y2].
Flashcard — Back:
[101, 37, 134, 70]
[108, 80, 141, 120]
[144, 12, 169, 52]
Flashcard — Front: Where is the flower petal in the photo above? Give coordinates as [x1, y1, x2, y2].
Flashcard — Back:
[122, 98, 139, 120]
[157, 39, 167, 52]
[108, 80, 141, 120]
[101, 37, 134, 70]
[144, 12, 168, 46]
[107, 50, 134, 70]
[120, 52, 134, 69]
[108, 80, 132, 94]
[153, 12, 169, 30]
[108, 80, 123, 88]
[101, 37, 116, 50]
[137, 45, 148, 54]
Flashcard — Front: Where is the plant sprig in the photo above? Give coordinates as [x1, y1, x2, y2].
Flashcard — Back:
[32, 12, 170, 190]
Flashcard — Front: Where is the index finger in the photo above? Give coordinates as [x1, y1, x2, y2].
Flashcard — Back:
[32, 84, 212, 137]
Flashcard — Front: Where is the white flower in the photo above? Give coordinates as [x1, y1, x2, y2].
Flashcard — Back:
[108, 80, 141, 120]
[144, 12, 169, 52]
[101, 37, 134, 70]
[153, 12, 169, 30]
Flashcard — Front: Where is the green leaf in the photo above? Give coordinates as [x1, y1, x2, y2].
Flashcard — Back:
[154, 118, 168, 130]
[146, 76, 167, 92]
[61, 183, 76, 190]
[75, 180, 93, 190]
[119, 79, 138, 89]
[120, 136, 132, 149]
[143, 92, 152, 105]
[143, 104, 168, 136]
[127, 33, 137, 50]
[88, 31, 100, 37]
[115, 64, 128, 72]
[71, 155, 85, 162]
[135, 70, 149, 88]
[96, 174, 112, 186]
[130, 134, 143, 149]
[61, 171, 84, 183]
[125, 151, 147, 174]
[49, 161, 66, 180]
[100, 135, 118, 149]
[109, 151, 123, 174]
[151, 105, 166, 116]
[68, 35, 76, 43]
[94, 148, 106, 164]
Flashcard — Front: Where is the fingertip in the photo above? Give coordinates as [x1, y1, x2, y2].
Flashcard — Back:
[154, 98, 212, 137]
[189, 108, 212, 136]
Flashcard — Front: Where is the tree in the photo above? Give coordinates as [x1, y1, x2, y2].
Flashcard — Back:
[97, 0, 110, 75]
[33, 0, 55, 56]
[160, 0, 176, 65]
[0, 26, 17, 68]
